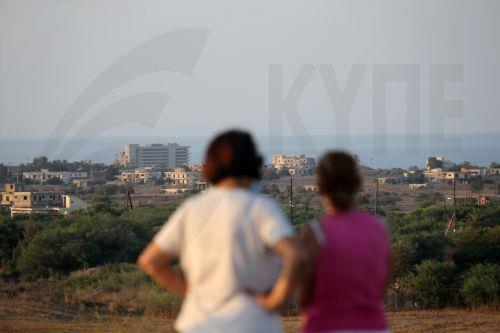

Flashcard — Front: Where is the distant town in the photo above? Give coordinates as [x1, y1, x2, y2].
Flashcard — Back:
[0, 142, 499, 218]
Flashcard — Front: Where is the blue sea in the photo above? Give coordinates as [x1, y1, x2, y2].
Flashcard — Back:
[1, 133, 499, 169]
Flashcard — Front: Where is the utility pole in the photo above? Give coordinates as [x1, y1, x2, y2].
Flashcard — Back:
[453, 176, 457, 216]
[290, 177, 294, 225]
[305, 199, 309, 222]
[443, 194, 447, 224]
[128, 190, 133, 211]
[375, 179, 379, 215]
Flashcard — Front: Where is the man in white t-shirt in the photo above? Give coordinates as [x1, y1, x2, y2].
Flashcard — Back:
[138, 130, 304, 333]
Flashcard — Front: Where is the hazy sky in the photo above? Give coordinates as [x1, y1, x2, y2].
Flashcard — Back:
[1, 0, 499, 142]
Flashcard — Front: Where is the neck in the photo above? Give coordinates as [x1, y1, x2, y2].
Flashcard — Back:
[323, 198, 353, 214]
[215, 177, 253, 189]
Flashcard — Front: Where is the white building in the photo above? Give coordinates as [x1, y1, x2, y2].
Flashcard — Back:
[304, 184, 319, 192]
[120, 167, 162, 183]
[487, 167, 500, 175]
[23, 169, 88, 184]
[164, 168, 201, 185]
[272, 154, 315, 174]
[423, 170, 477, 184]
[185, 163, 203, 172]
[120, 143, 189, 168]
[55, 195, 89, 215]
[0, 184, 87, 217]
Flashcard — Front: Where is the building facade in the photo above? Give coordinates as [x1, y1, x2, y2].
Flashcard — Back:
[185, 163, 203, 172]
[0, 184, 87, 217]
[164, 168, 201, 185]
[120, 143, 190, 169]
[423, 170, 477, 184]
[23, 169, 88, 184]
[272, 154, 315, 174]
[304, 184, 319, 192]
[120, 167, 162, 183]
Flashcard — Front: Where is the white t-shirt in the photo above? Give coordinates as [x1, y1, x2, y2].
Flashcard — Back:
[153, 186, 294, 333]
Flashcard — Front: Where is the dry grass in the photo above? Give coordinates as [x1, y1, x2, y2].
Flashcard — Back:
[1, 296, 499, 333]
[1, 274, 498, 332]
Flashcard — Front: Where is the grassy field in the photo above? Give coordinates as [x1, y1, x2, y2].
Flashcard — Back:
[1, 297, 499, 333]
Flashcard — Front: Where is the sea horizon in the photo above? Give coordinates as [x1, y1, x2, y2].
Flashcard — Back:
[1, 132, 499, 169]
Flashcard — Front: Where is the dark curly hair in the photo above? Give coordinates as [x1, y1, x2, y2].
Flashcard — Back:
[203, 130, 263, 185]
[317, 151, 362, 211]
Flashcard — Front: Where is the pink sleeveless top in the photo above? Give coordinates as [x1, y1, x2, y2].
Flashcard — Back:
[303, 210, 390, 333]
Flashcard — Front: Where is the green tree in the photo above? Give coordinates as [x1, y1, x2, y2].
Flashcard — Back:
[453, 225, 500, 271]
[88, 195, 123, 216]
[0, 163, 8, 182]
[402, 260, 457, 308]
[104, 165, 120, 181]
[32, 156, 50, 170]
[460, 263, 500, 307]
[15, 214, 151, 279]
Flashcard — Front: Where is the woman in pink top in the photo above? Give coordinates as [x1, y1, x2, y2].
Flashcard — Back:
[298, 151, 392, 333]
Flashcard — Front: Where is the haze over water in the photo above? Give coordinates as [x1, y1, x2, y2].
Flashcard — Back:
[1, 133, 498, 169]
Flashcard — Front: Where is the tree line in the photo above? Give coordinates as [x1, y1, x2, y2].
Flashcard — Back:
[0, 195, 498, 309]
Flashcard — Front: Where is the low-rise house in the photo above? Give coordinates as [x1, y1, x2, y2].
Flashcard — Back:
[164, 168, 201, 185]
[0, 183, 17, 205]
[185, 163, 203, 172]
[304, 184, 319, 192]
[409, 183, 427, 190]
[403, 170, 417, 178]
[1, 183, 88, 217]
[195, 181, 208, 191]
[120, 167, 161, 184]
[460, 167, 485, 176]
[272, 154, 315, 175]
[73, 178, 92, 188]
[23, 169, 88, 184]
[423, 171, 441, 183]
[423, 171, 476, 184]
[288, 167, 310, 176]
[376, 177, 401, 185]
[487, 167, 500, 175]
[160, 187, 191, 196]
[55, 195, 90, 215]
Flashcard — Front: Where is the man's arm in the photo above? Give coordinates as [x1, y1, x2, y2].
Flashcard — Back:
[137, 243, 187, 297]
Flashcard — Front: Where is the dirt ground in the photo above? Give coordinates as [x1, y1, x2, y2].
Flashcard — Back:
[1, 298, 499, 333]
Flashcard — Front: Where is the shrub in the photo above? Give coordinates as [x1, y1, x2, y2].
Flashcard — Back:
[56, 263, 181, 316]
[401, 260, 457, 308]
[14, 214, 151, 279]
[460, 263, 500, 308]
[453, 226, 500, 271]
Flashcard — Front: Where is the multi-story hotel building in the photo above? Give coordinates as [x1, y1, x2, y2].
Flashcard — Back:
[120, 143, 189, 169]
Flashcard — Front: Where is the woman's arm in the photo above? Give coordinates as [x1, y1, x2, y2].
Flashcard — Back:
[296, 225, 320, 312]
[137, 243, 187, 297]
[253, 236, 306, 312]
